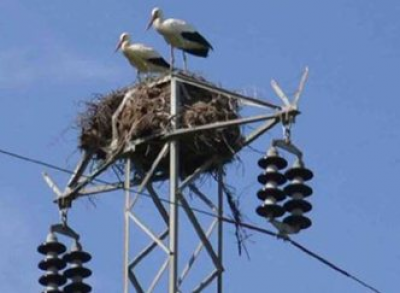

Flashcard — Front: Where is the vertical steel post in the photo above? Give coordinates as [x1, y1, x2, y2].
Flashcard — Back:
[217, 166, 224, 293]
[123, 159, 131, 293]
[169, 77, 180, 293]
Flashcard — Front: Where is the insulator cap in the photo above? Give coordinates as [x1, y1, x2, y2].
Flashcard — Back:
[285, 161, 313, 181]
[257, 187, 286, 202]
[258, 156, 288, 170]
[38, 257, 67, 271]
[256, 204, 285, 218]
[258, 171, 287, 185]
[283, 215, 312, 230]
[284, 199, 312, 214]
[38, 233, 66, 255]
[63, 250, 92, 264]
[38, 272, 67, 287]
[284, 183, 313, 198]
[64, 282, 92, 293]
[64, 266, 92, 279]
[258, 147, 288, 169]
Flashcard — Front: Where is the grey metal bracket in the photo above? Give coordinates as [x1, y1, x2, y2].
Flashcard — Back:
[50, 223, 80, 242]
[272, 139, 303, 161]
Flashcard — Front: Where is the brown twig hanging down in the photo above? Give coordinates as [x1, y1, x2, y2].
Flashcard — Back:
[219, 179, 250, 257]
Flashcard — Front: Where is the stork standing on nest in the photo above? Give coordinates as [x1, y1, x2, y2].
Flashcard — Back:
[115, 32, 170, 81]
[146, 7, 213, 71]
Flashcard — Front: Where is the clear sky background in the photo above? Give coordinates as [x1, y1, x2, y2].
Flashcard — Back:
[1, 0, 399, 292]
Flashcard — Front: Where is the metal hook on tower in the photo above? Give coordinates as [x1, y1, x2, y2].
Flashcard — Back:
[51, 206, 80, 242]
[60, 208, 68, 227]
[283, 123, 292, 143]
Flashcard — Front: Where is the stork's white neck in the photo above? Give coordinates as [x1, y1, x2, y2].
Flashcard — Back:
[153, 17, 163, 30]
[121, 40, 131, 51]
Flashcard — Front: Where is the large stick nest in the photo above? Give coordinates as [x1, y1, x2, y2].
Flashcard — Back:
[78, 75, 244, 178]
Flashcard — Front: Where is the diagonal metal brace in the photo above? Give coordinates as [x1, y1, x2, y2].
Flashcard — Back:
[178, 192, 223, 272]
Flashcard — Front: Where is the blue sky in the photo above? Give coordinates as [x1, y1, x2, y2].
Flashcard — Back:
[1, 0, 400, 292]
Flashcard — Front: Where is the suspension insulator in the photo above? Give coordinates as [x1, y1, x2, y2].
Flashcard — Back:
[63, 249, 92, 264]
[257, 187, 286, 202]
[38, 273, 67, 290]
[284, 183, 313, 198]
[284, 199, 312, 214]
[38, 233, 67, 256]
[256, 147, 289, 220]
[258, 170, 287, 185]
[258, 147, 288, 170]
[258, 148, 287, 186]
[284, 160, 314, 182]
[37, 232, 67, 293]
[38, 254, 67, 272]
[283, 159, 314, 231]
[256, 204, 285, 218]
[63, 241, 92, 293]
[64, 282, 92, 293]
[64, 266, 92, 279]
[283, 214, 312, 230]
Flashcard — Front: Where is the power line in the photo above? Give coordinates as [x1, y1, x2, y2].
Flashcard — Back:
[0, 147, 382, 293]
[287, 240, 381, 293]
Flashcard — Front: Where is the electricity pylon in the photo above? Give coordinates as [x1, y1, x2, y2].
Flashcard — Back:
[44, 69, 309, 293]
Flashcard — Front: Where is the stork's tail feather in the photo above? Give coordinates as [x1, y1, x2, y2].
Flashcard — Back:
[182, 48, 210, 58]
[181, 32, 213, 51]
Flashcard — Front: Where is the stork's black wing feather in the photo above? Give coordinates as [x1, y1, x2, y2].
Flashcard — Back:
[181, 32, 213, 50]
[182, 48, 209, 57]
[147, 57, 170, 69]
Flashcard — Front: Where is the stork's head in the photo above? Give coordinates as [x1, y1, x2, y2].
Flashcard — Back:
[115, 32, 130, 52]
[146, 7, 163, 30]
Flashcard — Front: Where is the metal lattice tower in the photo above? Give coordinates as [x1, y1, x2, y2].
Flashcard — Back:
[44, 69, 309, 293]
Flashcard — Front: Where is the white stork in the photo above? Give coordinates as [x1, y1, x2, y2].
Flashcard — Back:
[115, 32, 170, 81]
[146, 7, 213, 70]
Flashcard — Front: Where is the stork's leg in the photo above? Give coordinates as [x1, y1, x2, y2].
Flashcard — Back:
[170, 45, 175, 72]
[137, 70, 142, 83]
[183, 51, 188, 72]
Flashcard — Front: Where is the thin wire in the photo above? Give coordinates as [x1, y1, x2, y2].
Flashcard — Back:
[0, 147, 382, 293]
[0, 148, 74, 174]
[287, 240, 382, 293]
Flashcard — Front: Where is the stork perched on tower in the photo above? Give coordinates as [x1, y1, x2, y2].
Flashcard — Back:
[146, 7, 213, 71]
[115, 32, 170, 81]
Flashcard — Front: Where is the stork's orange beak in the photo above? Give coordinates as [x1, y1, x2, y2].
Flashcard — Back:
[115, 39, 123, 52]
[146, 15, 155, 31]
